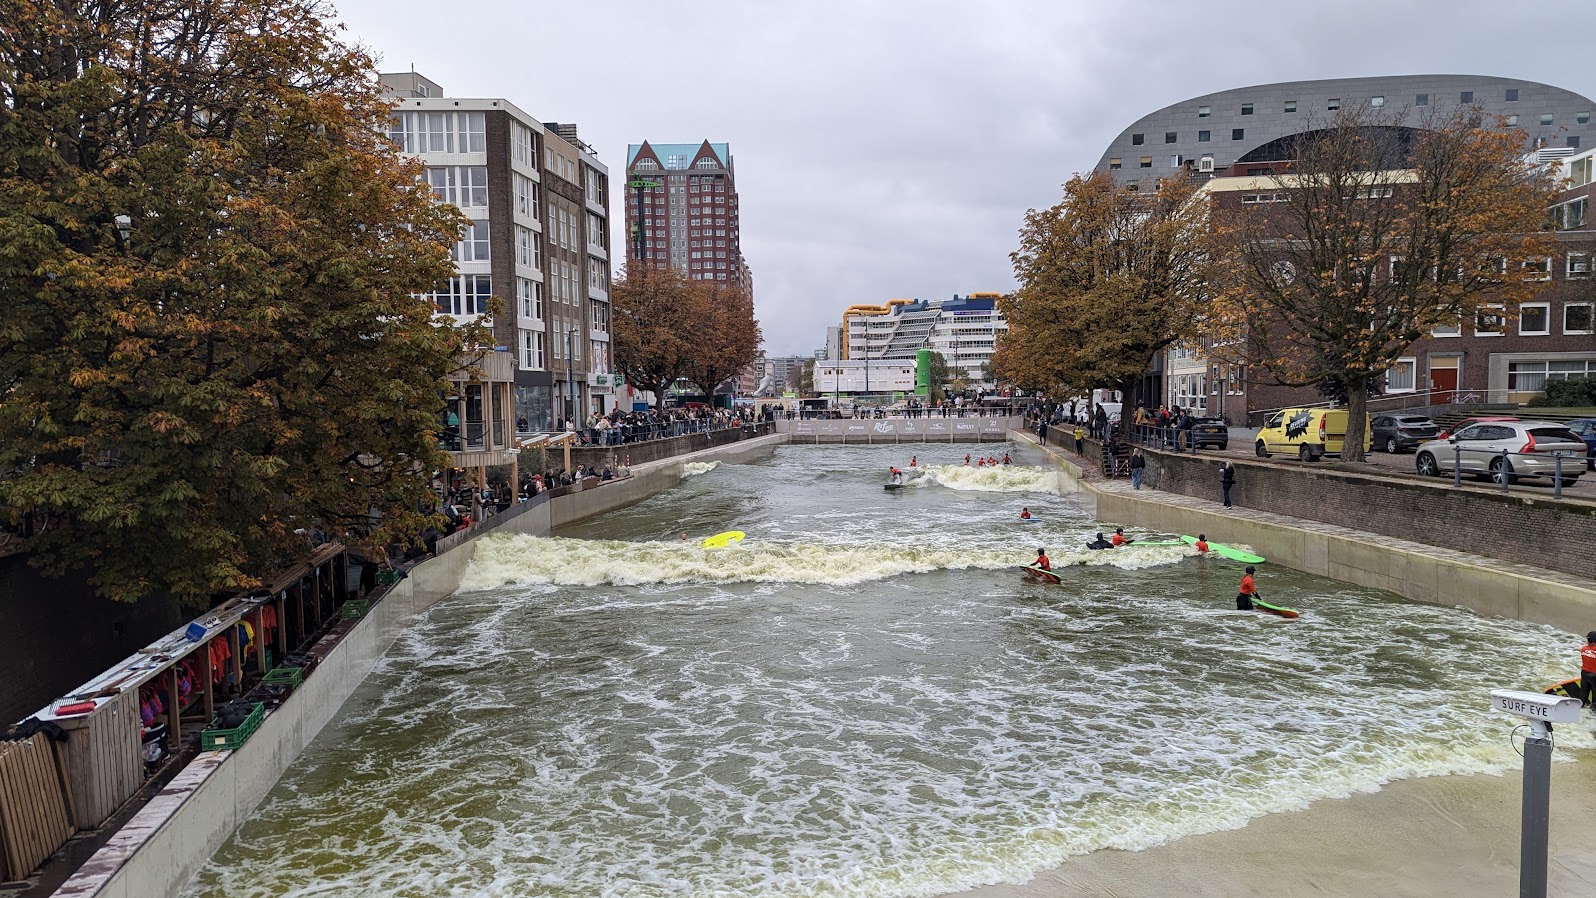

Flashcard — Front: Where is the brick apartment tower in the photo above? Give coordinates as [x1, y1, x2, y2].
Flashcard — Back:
[624, 141, 747, 292]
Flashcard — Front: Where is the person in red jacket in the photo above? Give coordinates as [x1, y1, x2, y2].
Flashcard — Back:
[1582, 631, 1596, 705]
[1111, 527, 1134, 547]
[1195, 534, 1210, 553]
[1236, 566, 1258, 611]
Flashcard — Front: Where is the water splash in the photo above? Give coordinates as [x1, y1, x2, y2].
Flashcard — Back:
[683, 461, 721, 476]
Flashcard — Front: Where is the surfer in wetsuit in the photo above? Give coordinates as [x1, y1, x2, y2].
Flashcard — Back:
[1086, 532, 1113, 550]
[1582, 631, 1596, 705]
[890, 467, 903, 484]
[1035, 548, 1051, 571]
[1002, 453, 1011, 465]
[910, 455, 918, 468]
[1237, 566, 1257, 611]
[1020, 507, 1032, 520]
[964, 454, 971, 466]
[1195, 534, 1210, 553]
[1111, 527, 1134, 547]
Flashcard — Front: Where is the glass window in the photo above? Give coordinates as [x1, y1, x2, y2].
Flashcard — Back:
[427, 166, 488, 209]
[1415, 93, 1428, 107]
[1571, 137, 1583, 149]
[1108, 158, 1121, 170]
[1370, 96, 1384, 108]
[1506, 88, 1519, 101]
[1197, 131, 1211, 142]
[1165, 132, 1178, 143]
[1139, 157, 1153, 168]
[1327, 98, 1340, 110]
[1198, 105, 1211, 117]
[1432, 315, 1462, 337]
[1132, 133, 1145, 145]
[1386, 358, 1416, 392]
[1506, 115, 1519, 127]
[453, 221, 489, 263]
[1284, 100, 1297, 113]
[1521, 257, 1552, 281]
[1569, 252, 1592, 278]
[1579, 112, 1592, 124]
[1460, 91, 1473, 103]
[1519, 303, 1550, 335]
[1540, 113, 1554, 126]
[1475, 306, 1505, 335]
[1241, 103, 1253, 115]
[1232, 128, 1245, 140]
[1565, 303, 1594, 334]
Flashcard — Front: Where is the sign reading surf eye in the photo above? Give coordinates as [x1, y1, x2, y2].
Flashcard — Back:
[1489, 689, 1582, 723]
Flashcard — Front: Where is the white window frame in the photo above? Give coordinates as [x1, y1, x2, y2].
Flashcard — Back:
[1518, 302, 1551, 336]
[1564, 302, 1594, 335]
[1474, 305, 1505, 337]
[1521, 257, 1552, 282]
[1386, 357, 1417, 393]
[1568, 251, 1591, 279]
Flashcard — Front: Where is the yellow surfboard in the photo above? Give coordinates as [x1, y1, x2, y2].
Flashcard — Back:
[702, 530, 745, 548]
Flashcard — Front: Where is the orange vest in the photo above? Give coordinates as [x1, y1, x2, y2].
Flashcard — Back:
[1239, 574, 1256, 595]
[1196, 541, 1209, 552]
[1582, 644, 1596, 673]
[1112, 534, 1127, 546]
[1036, 556, 1051, 570]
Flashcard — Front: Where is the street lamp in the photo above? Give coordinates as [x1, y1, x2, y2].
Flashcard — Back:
[627, 176, 662, 268]
[565, 325, 578, 428]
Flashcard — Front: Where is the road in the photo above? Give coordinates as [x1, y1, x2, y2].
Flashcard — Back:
[1168, 426, 1596, 500]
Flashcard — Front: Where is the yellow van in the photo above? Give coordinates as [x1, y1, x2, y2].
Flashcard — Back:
[1254, 408, 1372, 461]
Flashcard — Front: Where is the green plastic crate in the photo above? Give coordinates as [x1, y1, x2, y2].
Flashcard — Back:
[374, 569, 402, 587]
[261, 666, 304, 689]
[201, 702, 264, 751]
[341, 599, 370, 620]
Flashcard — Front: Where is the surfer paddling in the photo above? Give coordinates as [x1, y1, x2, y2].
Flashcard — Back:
[1086, 532, 1113, 550]
[1020, 507, 1032, 520]
[1111, 527, 1134, 547]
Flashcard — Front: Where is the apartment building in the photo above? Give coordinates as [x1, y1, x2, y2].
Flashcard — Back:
[381, 72, 613, 433]
[623, 140, 747, 289]
[841, 294, 1008, 386]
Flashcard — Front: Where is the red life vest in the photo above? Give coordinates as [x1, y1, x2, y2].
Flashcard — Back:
[1581, 644, 1596, 673]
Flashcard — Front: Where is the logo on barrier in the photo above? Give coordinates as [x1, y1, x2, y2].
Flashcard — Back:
[956, 423, 977, 431]
[874, 422, 894, 433]
[847, 424, 867, 433]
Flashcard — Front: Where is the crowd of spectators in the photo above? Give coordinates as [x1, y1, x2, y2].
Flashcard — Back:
[565, 404, 774, 447]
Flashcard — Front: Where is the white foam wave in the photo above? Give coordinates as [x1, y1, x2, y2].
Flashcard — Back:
[683, 461, 720, 476]
[919, 463, 1065, 494]
[457, 533, 1191, 590]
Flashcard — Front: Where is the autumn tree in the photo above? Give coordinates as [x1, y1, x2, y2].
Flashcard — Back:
[611, 264, 708, 408]
[1207, 105, 1560, 461]
[0, 0, 475, 604]
[998, 171, 1212, 403]
[683, 281, 762, 402]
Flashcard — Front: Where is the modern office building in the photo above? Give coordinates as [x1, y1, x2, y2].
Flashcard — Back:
[381, 72, 613, 434]
[623, 140, 748, 290]
[1094, 75, 1596, 420]
[840, 294, 1008, 387]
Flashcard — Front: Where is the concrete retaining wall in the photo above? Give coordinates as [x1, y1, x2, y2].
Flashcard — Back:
[778, 416, 1022, 442]
[53, 433, 784, 898]
[1020, 434, 1596, 634]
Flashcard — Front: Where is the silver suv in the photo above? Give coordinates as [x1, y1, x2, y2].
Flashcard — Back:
[1414, 421, 1587, 486]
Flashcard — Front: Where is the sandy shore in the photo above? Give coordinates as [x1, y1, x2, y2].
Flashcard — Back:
[963, 747, 1596, 898]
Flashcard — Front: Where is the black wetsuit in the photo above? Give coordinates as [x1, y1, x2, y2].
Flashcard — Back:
[1086, 537, 1113, 550]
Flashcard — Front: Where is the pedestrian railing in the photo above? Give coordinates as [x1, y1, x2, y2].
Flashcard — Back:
[1419, 443, 1587, 499]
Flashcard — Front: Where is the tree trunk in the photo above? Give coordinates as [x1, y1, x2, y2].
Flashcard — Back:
[1343, 376, 1369, 463]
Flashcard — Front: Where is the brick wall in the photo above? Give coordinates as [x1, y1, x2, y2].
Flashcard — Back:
[1135, 445, 1596, 581]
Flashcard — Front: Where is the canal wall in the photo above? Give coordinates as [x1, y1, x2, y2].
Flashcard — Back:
[1016, 433, 1596, 635]
[776, 416, 1023, 443]
[51, 433, 785, 898]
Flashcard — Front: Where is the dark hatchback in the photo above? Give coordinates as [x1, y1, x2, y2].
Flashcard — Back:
[1190, 417, 1229, 450]
[1564, 418, 1596, 470]
[1371, 415, 1439, 453]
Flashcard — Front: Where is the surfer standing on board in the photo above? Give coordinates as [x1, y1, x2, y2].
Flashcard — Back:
[1236, 566, 1258, 610]
[1581, 631, 1596, 705]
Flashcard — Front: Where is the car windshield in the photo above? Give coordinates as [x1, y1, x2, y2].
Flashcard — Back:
[1528, 427, 1582, 443]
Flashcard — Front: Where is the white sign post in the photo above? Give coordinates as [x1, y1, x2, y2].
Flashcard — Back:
[1489, 689, 1583, 898]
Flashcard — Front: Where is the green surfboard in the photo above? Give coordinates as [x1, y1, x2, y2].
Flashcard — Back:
[1181, 535, 1265, 564]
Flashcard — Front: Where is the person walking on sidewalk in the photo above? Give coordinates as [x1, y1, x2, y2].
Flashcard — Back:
[1219, 461, 1236, 508]
[1073, 424, 1086, 455]
[1129, 448, 1146, 489]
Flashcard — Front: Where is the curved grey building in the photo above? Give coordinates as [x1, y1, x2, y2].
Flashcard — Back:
[1096, 75, 1596, 183]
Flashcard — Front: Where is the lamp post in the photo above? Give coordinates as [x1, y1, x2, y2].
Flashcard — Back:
[627, 176, 661, 268]
[565, 325, 578, 429]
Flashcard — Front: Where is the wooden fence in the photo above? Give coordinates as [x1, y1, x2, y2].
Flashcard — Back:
[0, 733, 76, 882]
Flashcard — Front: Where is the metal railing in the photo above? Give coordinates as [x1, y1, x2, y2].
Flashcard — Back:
[1421, 443, 1587, 499]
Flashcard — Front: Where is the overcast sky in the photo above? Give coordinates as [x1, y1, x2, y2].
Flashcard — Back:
[333, 0, 1592, 356]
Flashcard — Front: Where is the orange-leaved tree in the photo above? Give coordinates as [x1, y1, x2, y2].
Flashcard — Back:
[997, 171, 1212, 403]
[610, 264, 709, 408]
[683, 281, 762, 402]
[0, 0, 474, 604]
[1206, 105, 1560, 461]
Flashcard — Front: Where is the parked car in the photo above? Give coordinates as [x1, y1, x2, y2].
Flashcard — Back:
[1413, 421, 1587, 485]
[1434, 415, 1518, 441]
[1370, 415, 1439, 453]
[1190, 417, 1229, 450]
[1254, 408, 1371, 461]
[1564, 418, 1596, 470]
